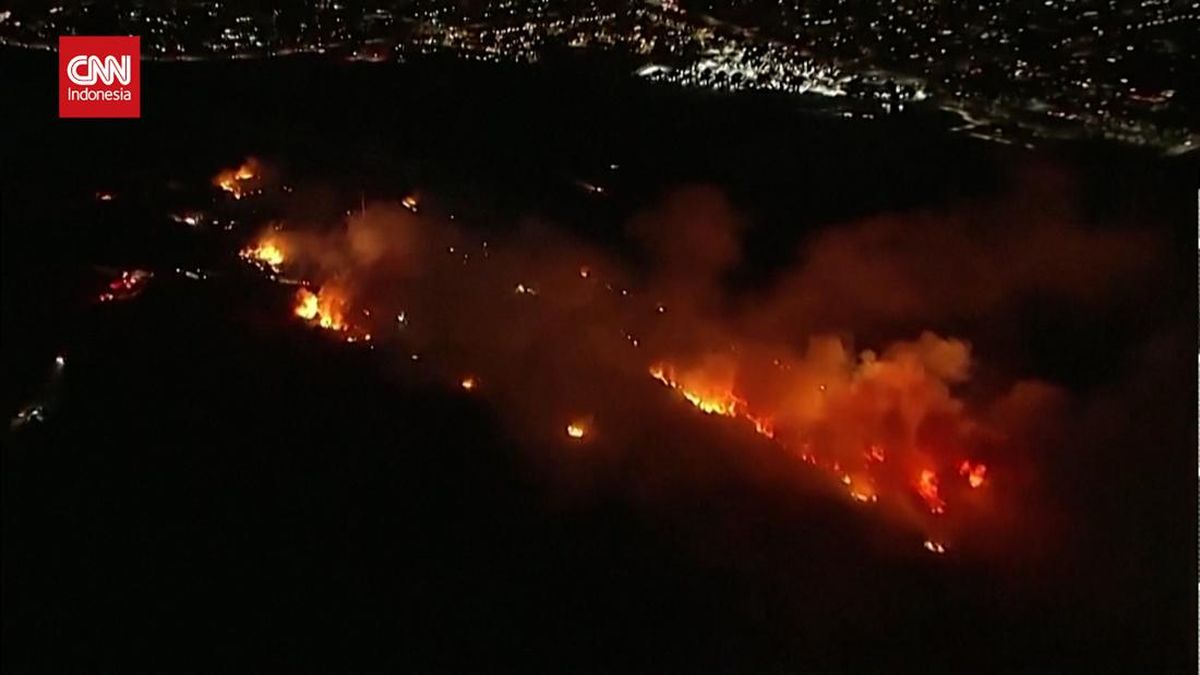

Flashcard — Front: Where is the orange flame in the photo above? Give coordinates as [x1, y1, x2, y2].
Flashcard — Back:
[648, 361, 780, 446]
[214, 158, 260, 199]
[745, 413, 775, 439]
[849, 486, 878, 503]
[959, 460, 988, 488]
[916, 469, 946, 514]
[566, 421, 588, 439]
[648, 362, 745, 417]
[294, 287, 349, 332]
[240, 235, 286, 270]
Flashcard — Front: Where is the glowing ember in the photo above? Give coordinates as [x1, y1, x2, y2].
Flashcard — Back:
[959, 460, 988, 488]
[170, 212, 204, 227]
[923, 539, 946, 554]
[98, 269, 152, 303]
[213, 158, 260, 199]
[294, 287, 349, 332]
[850, 489, 878, 503]
[401, 195, 419, 212]
[916, 469, 947, 514]
[565, 421, 588, 439]
[461, 376, 477, 391]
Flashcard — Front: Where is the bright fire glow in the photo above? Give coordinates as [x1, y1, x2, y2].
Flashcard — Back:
[745, 413, 775, 439]
[959, 460, 988, 488]
[240, 235, 286, 270]
[923, 539, 946, 554]
[850, 488, 878, 503]
[294, 287, 349, 332]
[214, 158, 260, 199]
[461, 376, 477, 391]
[916, 469, 946, 514]
[566, 421, 588, 439]
[649, 363, 745, 417]
[649, 360, 904, 510]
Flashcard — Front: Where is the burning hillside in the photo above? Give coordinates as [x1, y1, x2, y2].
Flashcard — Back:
[227, 161, 1162, 558]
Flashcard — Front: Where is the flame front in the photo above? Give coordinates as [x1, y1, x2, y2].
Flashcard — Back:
[649, 362, 746, 418]
[648, 355, 986, 542]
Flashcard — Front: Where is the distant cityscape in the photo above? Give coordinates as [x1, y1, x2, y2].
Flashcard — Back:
[3, 0, 1196, 153]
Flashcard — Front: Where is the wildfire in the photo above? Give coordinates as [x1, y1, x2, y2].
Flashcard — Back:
[649, 361, 781, 445]
[240, 235, 286, 271]
[210, 166, 1006, 557]
[745, 413, 775, 439]
[648, 363, 745, 417]
[646, 354, 995, 549]
[214, 158, 260, 199]
[959, 460, 988, 488]
[294, 287, 349, 332]
[916, 469, 946, 514]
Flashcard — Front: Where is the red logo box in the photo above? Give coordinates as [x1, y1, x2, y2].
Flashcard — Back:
[59, 36, 140, 118]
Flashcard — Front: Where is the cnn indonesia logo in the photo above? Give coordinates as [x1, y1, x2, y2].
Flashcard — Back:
[59, 36, 140, 118]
